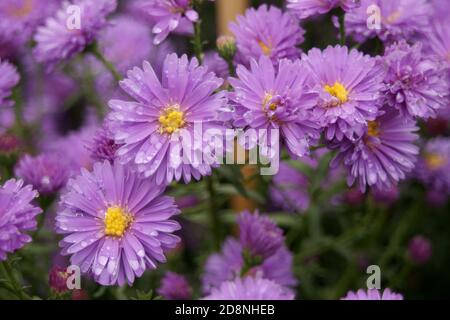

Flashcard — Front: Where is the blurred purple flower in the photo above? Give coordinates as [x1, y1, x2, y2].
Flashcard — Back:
[204, 276, 294, 300]
[415, 137, 450, 195]
[287, 0, 361, 19]
[408, 235, 432, 264]
[202, 51, 229, 79]
[382, 41, 449, 119]
[330, 109, 419, 192]
[158, 271, 192, 300]
[136, 0, 198, 45]
[230, 5, 304, 67]
[371, 185, 399, 204]
[0, 179, 42, 261]
[108, 54, 226, 185]
[341, 288, 403, 300]
[56, 161, 181, 286]
[230, 56, 320, 158]
[301, 45, 385, 141]
[15, 153, 70, 195]
[270, 162, 310, 213]
[345, 0, 431, 43]
[202, 238, 297, 294]
[238, 210, 284, 259]
[0, 59, 19, 107]
[33, 0, 117, 68]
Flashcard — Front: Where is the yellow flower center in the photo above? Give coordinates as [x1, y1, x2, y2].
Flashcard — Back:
[258, 40, 272, 56]
[324, 82, 349, 105]
[262, 93, 277, 111]
[385, 10, 402, 24]
[6, 0, 33, 18]
[158, 105, 185, 134]
[104, 206, 132, 237]
[367, 121, 380, 137]
[425, 153, 445, 170]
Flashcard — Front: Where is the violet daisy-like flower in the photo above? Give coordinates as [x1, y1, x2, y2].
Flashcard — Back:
[15, 153, 70, 196]
[287, 0, 361, 20]
[270, 161, 310, 213]
[108, 53, 226, 185]
[87, 125, 121, 163]
[136, 0, 199, 45]
[341, 288, 403, 300]
[382, 41, 449, 119]
[202, 238, 297, 294]
[204, 276, 294, 300]
[424, 19, 450, 67]
[330, 108, 419, 192]
[345, 0, 431, 43]
[0, 60, 19, 108]
[238, 210, 284, 259]
[56, 161, 181, 286]
[415, 137, 450, 195]
[301, 45, 385, 141]
[0, 179, 42, 261]
[33, 0, 117, 68]
[157, 271, 192, 300]
[230, 56, 320, 158]
[229, 5, 304, 67]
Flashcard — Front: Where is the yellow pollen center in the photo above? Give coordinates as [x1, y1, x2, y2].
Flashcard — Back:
[367, 121, 380, 137]
[385, 10, 402, 24]
[324, 82, 349, 105]
[425, 153, 446, 170]
[158, 106, 185, 134]
[262, 93, 278, 111]
[104, 206, 132, 237]
[6, 0, 33, 18]
[258, 40, 272, 56]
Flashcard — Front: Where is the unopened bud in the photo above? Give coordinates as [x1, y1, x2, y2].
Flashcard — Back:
[217, 35, 236, 60]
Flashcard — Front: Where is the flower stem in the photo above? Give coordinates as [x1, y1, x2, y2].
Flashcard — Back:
[89, 43, 122, 82]
[338, 11, 346, 46]
[0, 260, 30, 300]
[192, 19, 204, 64]
[206, 174, 222, 250]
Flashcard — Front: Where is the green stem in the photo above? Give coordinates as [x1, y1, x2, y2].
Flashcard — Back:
[206, 175, 221, 250]
[192, 19, 203, 63]
[0, 260, 30, 300]
[89, 43, 122, 82]
[338, 11, 346, 46]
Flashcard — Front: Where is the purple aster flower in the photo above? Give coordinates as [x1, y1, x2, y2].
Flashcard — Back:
[301, 45, 385, 141]
[415, 137, 450, 195]
[408, 235, 432, 265]
[0, 179, 42, 261]
[341, 288, 403, 300]
[0, 0, 59, 57]
[56, 161, 181, 286]
[330, 108, 419, 192]
[202, 51, 229, 79]
[204, 276, 294, 300]
[136, 0, 198, 45]
[382, 41, 449, 119]
[157, 271, 192, 300]
[86, 125, 121, 163]
[202, 238, 297, 294]
[108, 53, 226, 185]
[345, 0, 432, 43]
[238, 210, 284, 259]
[229, 5, 304, 67]
[230, 56, 321, 158]
[33, 0, 117, 68]
[270, 162, 310, 213]
[287, 0, 361, 20]
[15, 153, 70, 196]
[424, 19, 450, 66]
[0, 59, 19, 107]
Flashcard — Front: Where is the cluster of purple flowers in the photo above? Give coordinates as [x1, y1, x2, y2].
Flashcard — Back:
[1, 0, 448, 300]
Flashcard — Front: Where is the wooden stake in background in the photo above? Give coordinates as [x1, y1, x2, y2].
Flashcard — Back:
[216, 0, 257, 212]
[216, 0, 249, 35]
